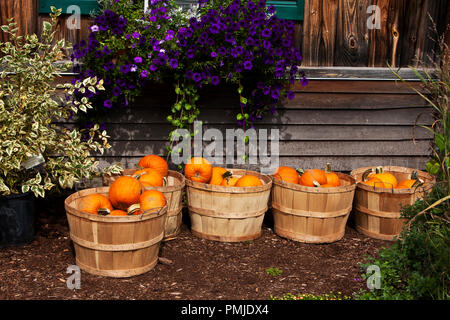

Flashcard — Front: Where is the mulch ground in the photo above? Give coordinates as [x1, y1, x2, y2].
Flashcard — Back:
[0, 195, 389, 300]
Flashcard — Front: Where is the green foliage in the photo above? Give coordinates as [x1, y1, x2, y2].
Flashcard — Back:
[265, 267, 283, 277]
[390, 23, 449, 190]
[270, 292, 351, 300]
[356, 184, 450, 300]
[0, 7, 122, 198]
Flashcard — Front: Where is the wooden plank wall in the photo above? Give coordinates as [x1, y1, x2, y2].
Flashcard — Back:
[1, 1, 440, 172]
[1, 0, 449, 67]
[301, 0, 449, 67]
[60, 75, 430, 173]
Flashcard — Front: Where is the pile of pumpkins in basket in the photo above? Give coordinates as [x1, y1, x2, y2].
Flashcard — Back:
[64, 154, 434, 278]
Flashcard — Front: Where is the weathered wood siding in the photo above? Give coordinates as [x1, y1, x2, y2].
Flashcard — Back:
[57, 72, 430, 172]
[1, 0, 448, 67]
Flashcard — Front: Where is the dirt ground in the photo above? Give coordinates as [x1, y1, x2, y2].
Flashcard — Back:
[0, 195, 389, 300]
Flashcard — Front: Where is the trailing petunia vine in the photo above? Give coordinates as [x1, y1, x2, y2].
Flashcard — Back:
[73, 0, 308, 157]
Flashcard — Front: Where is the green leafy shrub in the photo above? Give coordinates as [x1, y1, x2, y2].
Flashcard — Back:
[0, 8, 121, 198]
[356, 184, 449, 300]
[358, 21, 450, 301]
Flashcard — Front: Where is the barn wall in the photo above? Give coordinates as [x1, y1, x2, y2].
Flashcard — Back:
[57, 69, 433, 173]
[1, 0, 449, 67]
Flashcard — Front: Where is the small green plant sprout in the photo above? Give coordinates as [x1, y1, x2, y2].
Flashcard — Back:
[265, 267, 283, 277]
[270, 292, 352, 300]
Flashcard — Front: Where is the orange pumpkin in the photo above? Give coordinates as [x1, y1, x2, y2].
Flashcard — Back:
[138, 155, 168, 177]
[133, 168, 150, 176]
[324, 163, 341, 187]
[320, 183, 337, 188]
[273, 166, 300, 184]
[138, 190, 167, 214]
[109, 176, 143, 210]
[396, 171, 423, 189]
[299, 169, 327, 187]
[220, 176, 239, 186]
[362, 177, 386, 188]
[367, 167, 398, 189]
[135, 168, 164, 187]
[209, 167, 231, 185]
[185, 157, 213, 183]
[235, 175, 263, 187]
[109, 209, 128, 216]
[79, 194, 113, 215]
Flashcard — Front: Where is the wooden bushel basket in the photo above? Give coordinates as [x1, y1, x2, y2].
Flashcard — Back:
[350, 166, 435, 241]
[271, 173, 356, 243]
[103, 169, 185, 241]
[186, 169, 272, 242]
[64, 187, 167, 278]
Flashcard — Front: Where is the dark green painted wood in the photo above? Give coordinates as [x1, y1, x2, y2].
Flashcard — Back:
[39, 0, 99, 15]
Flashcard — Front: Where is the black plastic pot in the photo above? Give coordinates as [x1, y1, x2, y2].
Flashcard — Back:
[0, 192, 35, 248]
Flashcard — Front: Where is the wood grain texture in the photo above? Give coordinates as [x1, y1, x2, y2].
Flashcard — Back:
[301, 0, 446, 67]
[65, 187, 167, 277]
[186, 169, 272, 242]
[0, 0, 37, 43]
[271, 173, 356, 243]
[334, 0, 370, 67]
[102, 170, 185, 241]
[350, 166, 436, 240]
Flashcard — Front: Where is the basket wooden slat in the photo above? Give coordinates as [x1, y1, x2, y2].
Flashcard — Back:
[185, 169, 272, 242]
[103, 169, 185, 240]
[271, 173, 356, 243]
[64, 187, 167, 278]
[350, 166, 435, 241]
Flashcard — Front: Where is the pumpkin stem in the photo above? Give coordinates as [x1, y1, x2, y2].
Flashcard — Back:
[362, 168, 375, 182]
[222, 171, 233, 179]
[412, 178, 424, 189]
[375, 166, 383, 174]
[97, 208, 111, 216]
[325, 163, 332, 173]
[127, 203, 141, 215]
[411, 170, 418, 180]
[313, 180, 321, 188]
[132, 173, 142, 180]
[296, 168, 304, 176]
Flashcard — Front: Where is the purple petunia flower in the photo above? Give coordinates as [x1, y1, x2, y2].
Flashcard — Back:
[112, 87, 121, 97]
[90, 25, 99, 32]
[116, 79, 126, 87]
[95, 50, 103, 58]
[210, 52, 217, 58]
[193, 73, 202, 82]
[211, 76, 220, 86]
[271, 89, 280, 100]
[243, 61, 253, 70]
[301, 77, 309, 86]
[169, 58, 178, 69]
[120, 64, 131, 74]
[149, 65, 158, 71]
[132, 32, 140, 39]
[104, 61, 115, 71]
[134, 56, 143, 64]
[262, 28, 272, 38]
[140, 70, 149, 78]
[103, 45, 112, 55]
[287, 91, 295, 100]
[104, 100, 113, 108]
